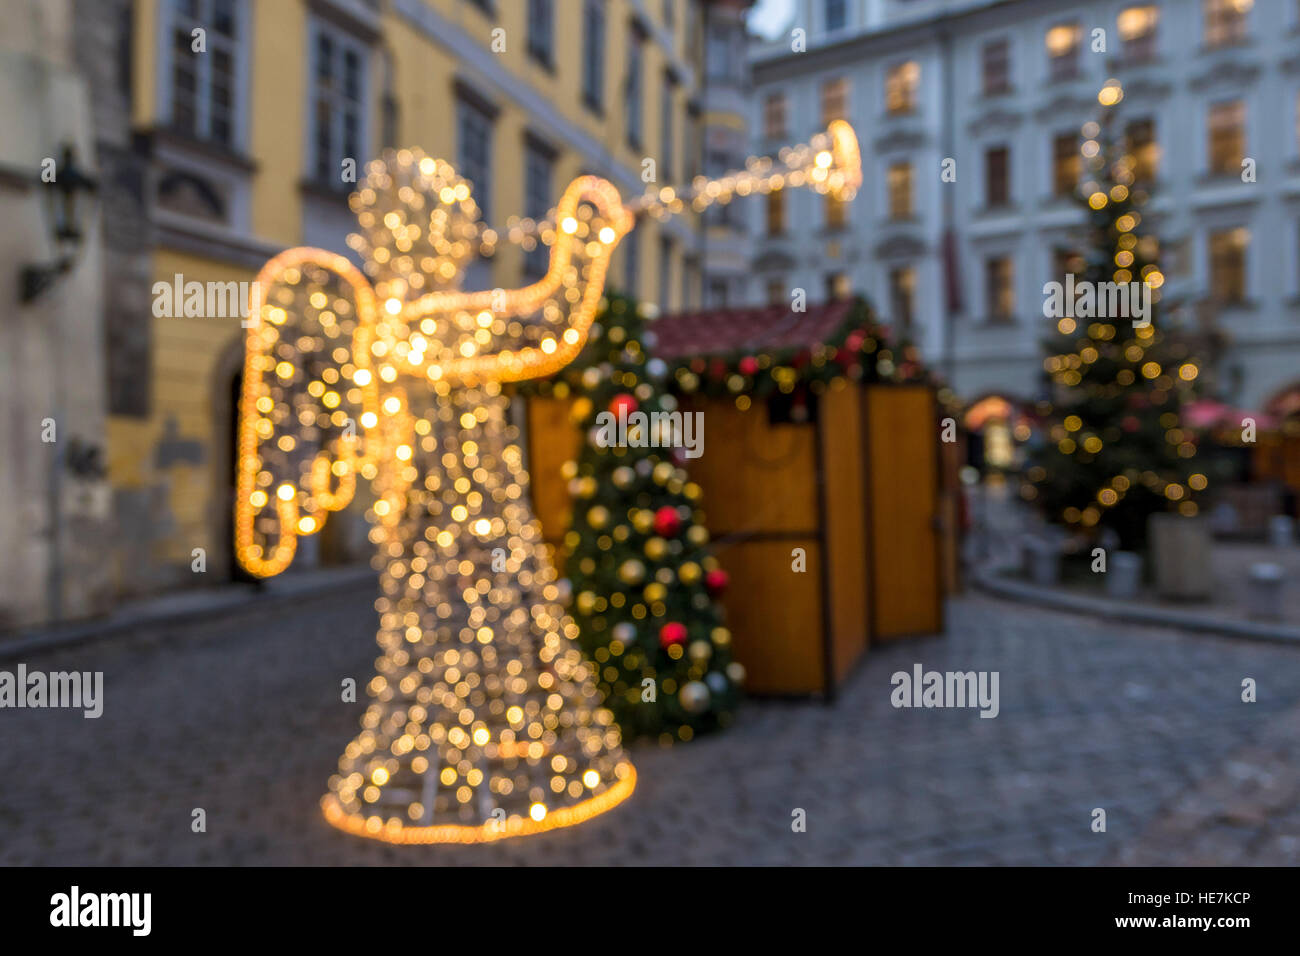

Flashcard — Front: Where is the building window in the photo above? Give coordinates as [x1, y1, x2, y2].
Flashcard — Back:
[1204, 0, 1249, 48]
[523, 137, 554, 278]
[1046, 23, 1081, 81]
[985, 146, 1009, 207]
[1053, 248, 1085, 281]
[1207, 100, 1245, 176]
[169, 0, 243, 147]
[1209, 228, 1249, 303]
[763, 92, 786, 141]
[889, 266, 916, 333]
[825, 194, 847, 230]
[766, 278, 787, 306]
[582, 0, 605, 112]
[822, 77, 848, 124]
[1125, 118, 1159, 183]
[766, 190, 785, 236]
[982, 38, 1011, 96]
[661, 72, 676, 182]
[623, 227, 640, 298]
[708, 278, 729, 307]
[457, 93, 494, 220]
[706, 24, 736, 82]
[527, 0, 554, 67]
[1117, 5, 1158, 61]
[826, 272, 850, 300]
[310, 19, 368, 186]
[663, 0, 674, 33]
[626, 24, 644, 148]
[886, 61, 919, 115]
[888, 161, 914, 219]
[986, 257, 1015, 322]
[825, 0, 847, 32]
[659, 236, 674, 310]
[1052, 133, 1080, 198]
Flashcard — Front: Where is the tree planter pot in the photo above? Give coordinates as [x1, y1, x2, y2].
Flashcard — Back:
[1105, 550, 1142, 599]
[1148, 513, 1212, 600]
[1023, 535, 1061, 586]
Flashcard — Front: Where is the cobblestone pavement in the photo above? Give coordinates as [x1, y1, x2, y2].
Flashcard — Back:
[2, 585, 1298, 865]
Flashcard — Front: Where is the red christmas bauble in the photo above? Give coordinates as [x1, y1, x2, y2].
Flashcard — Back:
[705, 568, 730, 595]
[653, 506, 683, 537]
[738, 356, 759, 376]
[659, 622, 688, 647]
[608, 393, 638, 417]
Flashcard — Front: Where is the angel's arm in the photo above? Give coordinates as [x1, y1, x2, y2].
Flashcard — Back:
[393, 175, 634, 385]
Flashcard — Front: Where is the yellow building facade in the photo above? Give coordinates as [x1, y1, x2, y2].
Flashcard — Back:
[112, 0, 721, 592]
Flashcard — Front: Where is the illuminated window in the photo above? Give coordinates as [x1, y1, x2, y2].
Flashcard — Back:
[886, 61, 919, 115]
[1125, 118, 1158, 182]
[1053, 248, 1085, 282]
[826, 272, 851, 300]
[985, 146, 1009, 207]
[986, 256, 1015, 322]
[763, 93, 786, 141]
[1117, 5, 1158, 61]
[1207, 100, 1245, 176]
[766, 190, 785, 236]
[170, 0, 245, 148]
[888, 161, 913, 219]
[889, 266, 916, 332]
[1052, 133, 1080, 198]
[1209, 228, 1249, 303]
[822, 77, 848, 124]
[766, 278, 787, 305]
[982, 38, 1011, 95]
[825, 193, 847, 230]
[1204, 0, 1251, 48]
[1045, 22, 1081, 81]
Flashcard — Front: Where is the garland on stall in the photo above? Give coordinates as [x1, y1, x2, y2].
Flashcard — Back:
[526, 295, 938, 407]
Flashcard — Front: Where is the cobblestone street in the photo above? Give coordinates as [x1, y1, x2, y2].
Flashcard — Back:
[2, 583, 1298, 866]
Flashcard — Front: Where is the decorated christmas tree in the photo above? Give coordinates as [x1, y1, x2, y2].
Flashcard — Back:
[550, 293, 742, 744]
[1024, 83, 1207, 551]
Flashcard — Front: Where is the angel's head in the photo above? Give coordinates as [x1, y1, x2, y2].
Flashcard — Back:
[348, 149, 482, 299]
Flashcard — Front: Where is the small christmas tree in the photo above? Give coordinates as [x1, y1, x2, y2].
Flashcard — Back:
[554, 293, 741, 744]
[1024, 84, 1207, 551]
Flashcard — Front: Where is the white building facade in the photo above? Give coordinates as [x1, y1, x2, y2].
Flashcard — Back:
[747, 0, 1300, 409]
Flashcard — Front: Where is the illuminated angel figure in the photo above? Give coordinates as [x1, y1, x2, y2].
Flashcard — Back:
[235, 123, 861, 844]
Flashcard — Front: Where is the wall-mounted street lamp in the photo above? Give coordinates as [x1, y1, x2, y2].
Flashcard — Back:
[21, 144, 98, 303]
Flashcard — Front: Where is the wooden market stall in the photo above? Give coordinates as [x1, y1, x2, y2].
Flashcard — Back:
[526, 299, 953, 698]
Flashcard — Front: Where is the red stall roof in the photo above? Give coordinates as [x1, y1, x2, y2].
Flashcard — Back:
[650, 300, 856, 361]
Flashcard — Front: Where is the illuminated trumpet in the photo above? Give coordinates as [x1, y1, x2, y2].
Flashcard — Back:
[495, 119, 863, 244]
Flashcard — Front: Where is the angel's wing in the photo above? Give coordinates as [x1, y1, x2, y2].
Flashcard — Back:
[234, 248, 382, 577]
[393, 175, 634, 385]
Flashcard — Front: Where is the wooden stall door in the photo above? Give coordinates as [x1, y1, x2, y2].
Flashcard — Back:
[685, 397, 826, 695]
[524, 396, 581, 554]
[864, 385, 944, 640]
